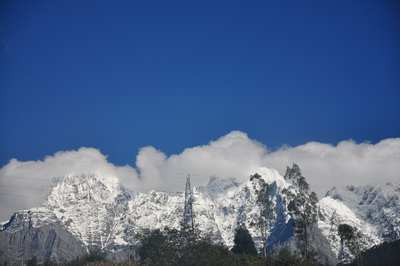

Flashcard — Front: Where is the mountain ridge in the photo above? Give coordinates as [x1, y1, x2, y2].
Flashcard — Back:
[1, 165, 399, 265]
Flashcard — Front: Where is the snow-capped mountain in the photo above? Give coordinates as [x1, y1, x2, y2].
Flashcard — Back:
[1, 165, 399, 265]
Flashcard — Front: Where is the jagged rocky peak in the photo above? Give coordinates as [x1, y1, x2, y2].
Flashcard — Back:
[198, 166, 287, 201]
[45, 174, 132, 250]
[326, 182, 400, 206]
[284, 163, 302, 180]
[249, 166, 289, 189]
[47, 173, 128, 208]
[325, 182, 400, 220]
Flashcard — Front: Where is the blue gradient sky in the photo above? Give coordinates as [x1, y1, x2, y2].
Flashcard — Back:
[1, 0, 399, 166]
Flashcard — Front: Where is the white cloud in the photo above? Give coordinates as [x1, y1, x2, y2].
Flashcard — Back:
[263, 138, 400, 195]
[136, 131, 268, 191]
[1, 131, 399, 221]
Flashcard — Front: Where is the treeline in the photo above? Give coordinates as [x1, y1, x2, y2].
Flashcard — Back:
[23, 226, 319, 266]
[125, 226, 317, 266]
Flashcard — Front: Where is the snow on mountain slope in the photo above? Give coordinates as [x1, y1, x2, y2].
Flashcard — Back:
[326, 183, 400, 241]
[1, 165, 399, 265]
[205, 168, 291, 249]
[2, 167, 291, 251]
[126, 189, 222, 243]
[127, 166, 291, 249]
[318, 197, 380, 258]
[317, 182, 400, 262]
[46, 174, 131, 249]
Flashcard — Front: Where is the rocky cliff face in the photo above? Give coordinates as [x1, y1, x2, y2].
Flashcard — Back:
[1, 166, 399, 265]
[0, 208, 85, 265]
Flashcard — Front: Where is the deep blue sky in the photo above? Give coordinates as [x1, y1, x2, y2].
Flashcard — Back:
[1, 0, 399, 166]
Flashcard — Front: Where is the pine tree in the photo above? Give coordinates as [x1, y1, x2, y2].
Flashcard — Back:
[251, 173, 275, 257]
[337, 223, 356, 264]
[328, 210, 339, 243]
[231, 226, 258, 256]
[285, 164, 318, 258]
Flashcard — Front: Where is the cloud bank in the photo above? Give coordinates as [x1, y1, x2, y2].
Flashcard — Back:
[1, 131, 399, 221]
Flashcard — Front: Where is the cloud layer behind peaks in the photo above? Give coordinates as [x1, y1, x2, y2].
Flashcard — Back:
[1, 131, 399, 220]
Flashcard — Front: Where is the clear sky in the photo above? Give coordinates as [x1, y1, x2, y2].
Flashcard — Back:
[1, 0, 399, 166]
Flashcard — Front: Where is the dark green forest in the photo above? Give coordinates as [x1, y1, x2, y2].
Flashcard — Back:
[343, 239, 400, 266]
